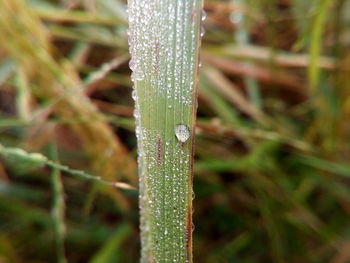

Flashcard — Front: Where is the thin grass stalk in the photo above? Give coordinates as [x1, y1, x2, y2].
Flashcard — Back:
[49, 143, 67, 263]
[231, 0, 262, 109]
[0, 144, 134, 190]
[127, 0, 203, 262]
[308, 0, 332, 91]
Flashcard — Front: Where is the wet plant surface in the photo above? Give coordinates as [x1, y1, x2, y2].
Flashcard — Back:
[0, 0, 350, 262]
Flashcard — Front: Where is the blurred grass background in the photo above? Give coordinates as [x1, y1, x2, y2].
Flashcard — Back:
[0, 0, 350, 262]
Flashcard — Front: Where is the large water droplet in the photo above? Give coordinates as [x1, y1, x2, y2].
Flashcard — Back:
[230, 12, 243, 24]
[175, 124, 190, 143]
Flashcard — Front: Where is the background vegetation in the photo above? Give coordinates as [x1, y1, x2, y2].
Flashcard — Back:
[0, 0, 350, 262]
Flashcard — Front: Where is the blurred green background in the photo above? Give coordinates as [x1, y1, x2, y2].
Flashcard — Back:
[0, 0, 350, 262]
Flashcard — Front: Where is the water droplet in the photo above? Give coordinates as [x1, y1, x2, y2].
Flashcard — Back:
[129, 58, 135, 71]
[200, 24, 206, 37]
[131, 70, 144, 82]
[175, 124, 190, 143]
[133, 108, 139, 119]
[131, 90, 136, 101]
[230, 12, 243, 24]
[201, 9, 207, 21]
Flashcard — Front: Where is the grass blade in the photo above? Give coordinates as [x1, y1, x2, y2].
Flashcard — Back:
[49, 144, 67, 263]
[308, 0, 333, 90]
[127, 0, 203, 262]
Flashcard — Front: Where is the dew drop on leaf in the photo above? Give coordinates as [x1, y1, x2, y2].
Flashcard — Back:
[175, 124, 190, 143]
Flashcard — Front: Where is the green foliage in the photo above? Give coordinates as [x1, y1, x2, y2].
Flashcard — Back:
[0, 145, 47, 174]
[0, 0, 350, 262]
[90, 224, 132, 263]
[128, 0, 203, 261]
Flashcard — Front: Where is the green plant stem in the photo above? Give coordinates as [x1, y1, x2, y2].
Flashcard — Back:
[49, 143, 67, 263]
[232, 0, 262, 109]
[0, 144, 135, 190]
[127, 0, 203, 262]
[309, 0, 333, 90]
